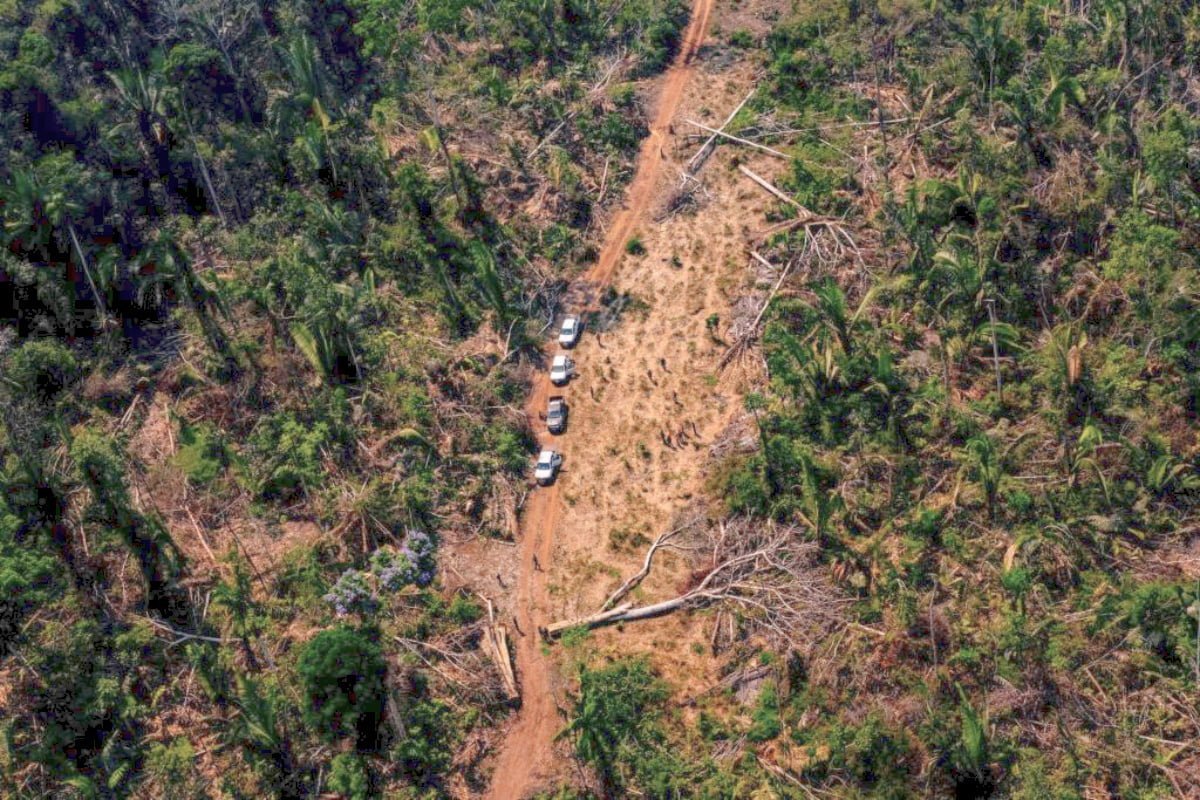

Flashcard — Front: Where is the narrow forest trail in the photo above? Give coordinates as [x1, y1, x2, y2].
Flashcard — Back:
[484, 1, 715, 796]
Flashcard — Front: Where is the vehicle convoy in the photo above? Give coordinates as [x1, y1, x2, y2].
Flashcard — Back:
[549, 355, 575, 386]
[534, 449, 563, 485]
[546, 396, 568, 434]
[558, 315, 582, 348]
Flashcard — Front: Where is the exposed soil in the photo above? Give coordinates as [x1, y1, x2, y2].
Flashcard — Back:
[481, 0, 799, 794]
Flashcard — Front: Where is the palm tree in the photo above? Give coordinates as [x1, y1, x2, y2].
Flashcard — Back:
[1063, 422, 1111, 506]
[469, 240, 509, 331]
[744, 392, 776, 494]
[811, 280, 875, 356]
[213, 552, 261, 669]
[1044, 67, 1086, 123]
[998, 84, 1052, 167]
[108, 67, 178, 210]
[2, 160, 112, 330]
[71, 430, 185, 619]
[957, 9, 1016, 104]
[962, 434, 1003, 519]
[230, 676, 299, 798]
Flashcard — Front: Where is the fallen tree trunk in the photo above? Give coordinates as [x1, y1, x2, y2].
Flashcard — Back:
[542, 602, 637, 639]
[738, 164, 803, 209]
[738, 165, 862, 259]
[542, 597, 694, 639]
[684, 120, 790, 159]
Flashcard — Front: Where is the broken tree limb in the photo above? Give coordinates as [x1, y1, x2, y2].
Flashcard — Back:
[739, 165, 862, 262]
[748, 251, 795, 332]
[684, 120, 789, 159]
[185, 507, 220, 567]
[719, 251, 798, 370]
[686, 88, 756, 174]
[600, 516, 700, 610]
[738, 164, 802, 208]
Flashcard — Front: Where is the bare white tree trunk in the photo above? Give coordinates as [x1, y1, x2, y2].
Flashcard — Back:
[67, 220, 110, 326]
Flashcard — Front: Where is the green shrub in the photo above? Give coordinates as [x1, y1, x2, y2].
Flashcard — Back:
[328, 752, 371, 800]
[172, 421, 227, 485]
[247, 410, 340, 500]
[145, 737, 197, 794]
[395, 696, 455, 780]
[1120, 582, 1199, 669]
[560, 658, 667, 791]
[728, 28, 754, 48]
[446, 593, 482, 624]
[4, 339, 78, 403]
[297, 626, 386, 744]
[747, 681, 782, 742]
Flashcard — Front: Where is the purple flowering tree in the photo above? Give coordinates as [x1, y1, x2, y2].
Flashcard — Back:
[325, 530, 437, 616]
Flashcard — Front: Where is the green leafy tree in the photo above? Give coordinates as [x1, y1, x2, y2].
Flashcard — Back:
[558, 658, 667, 794]
[297, 625, 386, 745]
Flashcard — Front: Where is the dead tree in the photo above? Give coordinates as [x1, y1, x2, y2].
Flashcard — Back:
[543, 518, 847, 649]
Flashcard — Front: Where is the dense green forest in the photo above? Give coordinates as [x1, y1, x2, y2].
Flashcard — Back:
[0, 0, 690, 796]
[3, 0, 1200, 798]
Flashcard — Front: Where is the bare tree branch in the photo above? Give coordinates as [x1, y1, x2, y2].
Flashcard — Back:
[544, 518, 847, 649]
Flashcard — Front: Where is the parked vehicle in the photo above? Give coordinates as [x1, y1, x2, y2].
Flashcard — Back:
[549, 354, 575, 386]
[546, 396, 568, 434]
[534, 449, 563, 485]
[558, 315, 582, 348]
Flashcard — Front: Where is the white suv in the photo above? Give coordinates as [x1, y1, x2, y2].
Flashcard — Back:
[534, 450, 563, 485]
[549, 354, 575, 386]
[558, 315, 582, 348]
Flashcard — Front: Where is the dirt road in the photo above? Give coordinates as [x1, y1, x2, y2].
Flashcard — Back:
[484, 1, 715, 796]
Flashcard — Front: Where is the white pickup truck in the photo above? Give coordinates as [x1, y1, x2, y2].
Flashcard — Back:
[549, 354, 575, 386]
[546, 396, 568, 434]
[558, 315, 582, 348]
[534, 449, 563, 485]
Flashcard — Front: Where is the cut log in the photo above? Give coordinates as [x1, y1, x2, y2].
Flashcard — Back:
[483, 599, 519, 701]
[540, 602, 636, 639]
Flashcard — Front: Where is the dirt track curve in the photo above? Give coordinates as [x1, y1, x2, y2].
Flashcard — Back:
[484, 1, 715, 796]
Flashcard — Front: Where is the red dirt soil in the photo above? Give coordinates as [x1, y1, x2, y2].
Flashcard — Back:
[483, 1, 716, 796]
